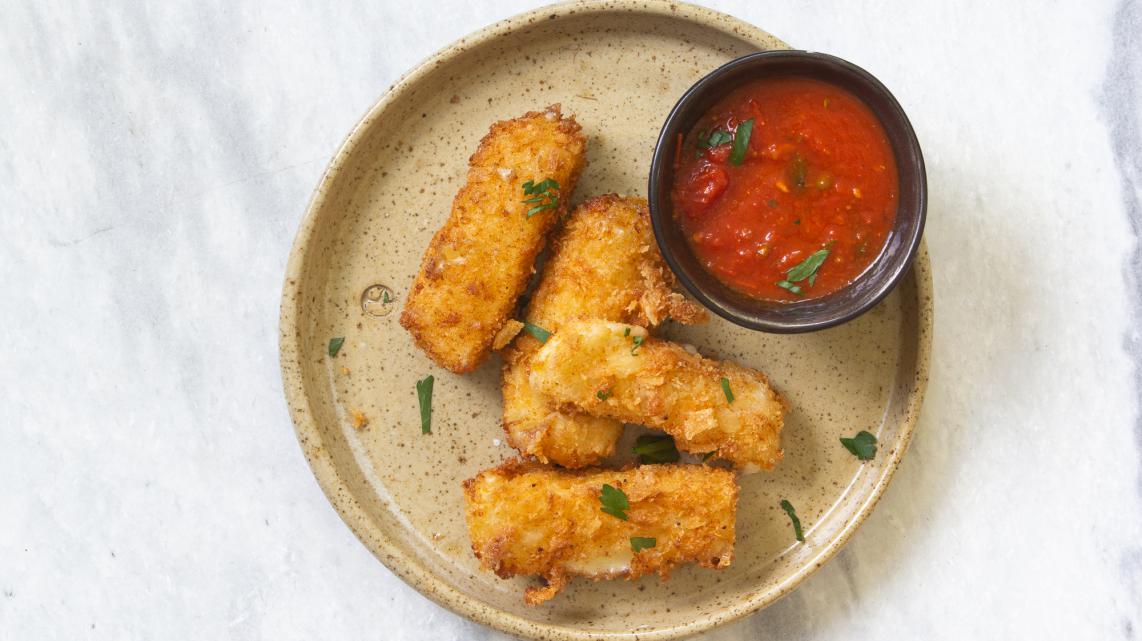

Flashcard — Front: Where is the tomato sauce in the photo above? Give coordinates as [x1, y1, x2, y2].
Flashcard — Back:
[672, 77, 898, 301]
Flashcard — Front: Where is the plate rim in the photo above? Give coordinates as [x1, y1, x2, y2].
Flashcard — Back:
[278, 2, 934, 639]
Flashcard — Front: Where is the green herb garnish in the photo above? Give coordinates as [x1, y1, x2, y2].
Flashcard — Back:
[776, 249, 830, 295]
[416, 375, 434, 434]
[599, 484, 629, 520]
[596, 389, 612, 401]
[522, 321, 552, 343]
[720, 377, 734, 404]
[786, 249, 829, 285]
[623, 327, 631, 337]
[522, 178, 560, 217]
[729, 118, 754, 166]
[328, 337, 345, 357]
[630, 335, 645, 355]
[839, 430, 878, 461]
[381, 290, 392, 304]
[633, 434, 680, 464]
[780, 499, 804, 542]
[630, 536, 657, 553]
[776, 280, 803, 296]
[699, 128, 733, 148]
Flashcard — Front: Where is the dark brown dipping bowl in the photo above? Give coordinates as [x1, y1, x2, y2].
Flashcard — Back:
[648, 50, 926, 333]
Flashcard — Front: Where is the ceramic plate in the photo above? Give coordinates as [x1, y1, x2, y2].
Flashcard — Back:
[279, 2, 932, 639]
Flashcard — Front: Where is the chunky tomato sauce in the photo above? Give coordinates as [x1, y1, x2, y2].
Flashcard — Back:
[672, 77, 898, 301]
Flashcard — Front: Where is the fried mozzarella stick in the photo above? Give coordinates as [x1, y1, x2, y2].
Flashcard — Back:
[502, 195, 706, 467]
[463, 460, 736, 605]
[529, 320, 785, 471]
[400, 105, 587, 373]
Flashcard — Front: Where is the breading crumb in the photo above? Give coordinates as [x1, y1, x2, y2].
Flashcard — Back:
[350, 410, 369, 430]
[493, 320, 525, 350]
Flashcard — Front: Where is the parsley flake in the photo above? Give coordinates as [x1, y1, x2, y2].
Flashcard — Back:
[698, 128, 733, 148]
[630, 536, 657, 553]
[839, 430, 878, 461]
[729, 118, 754, 166]
[631, 335, 645, 355]
[776, 249, 829, 295]
[720, 377, 734, 404]
[776, 280, 803, 296]
[780, 499, 804, 542]
[416, 375, 434, 434]
[522, 322, 552, 343]
[522, 178, 560, 217]
[328, 337, 345, 357]
[599, 484, 629, 520]
[633, 434, 680, 464]
[596, 389, 612, 401]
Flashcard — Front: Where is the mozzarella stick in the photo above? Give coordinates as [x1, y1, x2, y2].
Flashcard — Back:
[503, 195, 706, 467]
[400, 105, 587, 373]
[529, 320, 785, 471]
[462, 460, 736, 605]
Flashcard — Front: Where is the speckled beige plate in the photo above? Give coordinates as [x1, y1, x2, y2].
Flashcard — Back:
[279, 2, 932, 639]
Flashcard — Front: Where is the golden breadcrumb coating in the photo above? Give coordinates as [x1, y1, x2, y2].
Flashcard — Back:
[502, 195, 706, 467]
[400, 105, 587, 373]
[528, 320, 786, 471]
[462, 459, 736, 604]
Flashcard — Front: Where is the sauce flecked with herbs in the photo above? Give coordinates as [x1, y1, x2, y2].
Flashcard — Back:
[672, 76, 898, 301]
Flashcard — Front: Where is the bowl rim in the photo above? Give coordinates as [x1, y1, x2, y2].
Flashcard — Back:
[279, 3, 933, 640]
[648, 49, 928, 333]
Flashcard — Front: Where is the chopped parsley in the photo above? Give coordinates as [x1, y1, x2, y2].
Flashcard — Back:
[623, 327, 631, 337]
[596, 389, 612, 401]
[697, 128, 733, 148]
[522, 178, 560, 217]
[416, 375, 434, 434]
[839, 430, 878, 461]
[788, 249, 829, 285]
[381, 290, 392, 304]
[729, 118, 754, 166]
[633, 434, 680, 464]
[776, 249, 830, 295]
[720, 377, 734, 404]
[599, 484, 629, 520]
[630, 335, 645, 355]
[522, 321, 552, 343]
[776, 280, 803, 295]
[780, 499, 804, 542]
[630, 536, 657, 553]
[328, 337, 345, 357]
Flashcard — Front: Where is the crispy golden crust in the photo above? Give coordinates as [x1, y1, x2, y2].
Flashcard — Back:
[501, 195, 707, 467]
[528, 320, 786, 471]
[462, 459, 737, 604]
[400, 105, 587, 373]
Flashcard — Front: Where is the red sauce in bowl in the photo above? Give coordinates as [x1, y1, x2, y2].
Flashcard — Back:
[671, 77, 898, 301]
